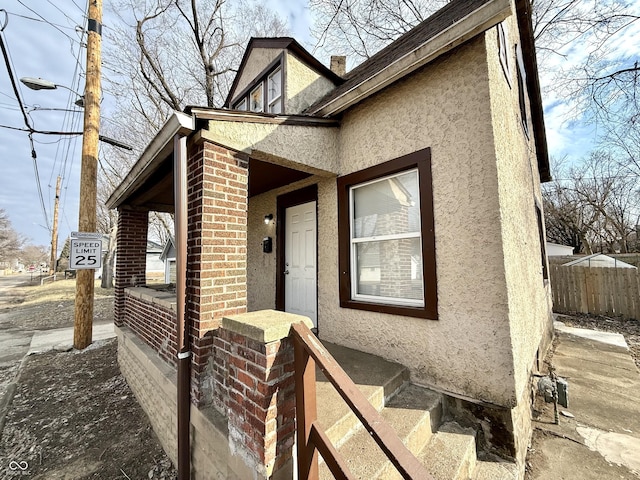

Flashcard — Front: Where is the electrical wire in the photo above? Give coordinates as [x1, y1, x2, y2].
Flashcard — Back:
[45, 0, 84, 27]
[0, 24, 49, 229]
[3, 10, 79, 32]
[15, 0, 79, 45]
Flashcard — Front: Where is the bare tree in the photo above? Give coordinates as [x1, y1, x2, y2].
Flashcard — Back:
[97, 1, 287, 285]
[104, 0, 288, 135]
[0, 209, 24, 267]
[543, 152, 640, 253]
[20, 244, 49, 269]
[310, 0, 448, 60]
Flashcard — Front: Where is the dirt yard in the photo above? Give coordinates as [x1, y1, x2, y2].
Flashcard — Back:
[0, 279, 177, 479]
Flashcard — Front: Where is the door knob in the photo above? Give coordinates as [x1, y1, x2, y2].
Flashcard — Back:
[284, 270, 289, 275]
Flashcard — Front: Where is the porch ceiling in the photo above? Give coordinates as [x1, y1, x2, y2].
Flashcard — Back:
[121, 155, 312, 213]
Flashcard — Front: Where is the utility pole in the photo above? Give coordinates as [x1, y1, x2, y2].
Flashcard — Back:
[74, 0, 102, 350]
[49, 176, 61, 275]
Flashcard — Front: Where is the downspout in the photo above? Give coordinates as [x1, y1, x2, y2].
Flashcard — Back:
[174, 134, 191, 479]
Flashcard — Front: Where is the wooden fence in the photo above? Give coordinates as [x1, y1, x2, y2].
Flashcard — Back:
[550, 265, 640, 320]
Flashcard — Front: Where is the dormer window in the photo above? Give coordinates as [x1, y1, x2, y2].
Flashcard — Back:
[233, 64, 284, 114]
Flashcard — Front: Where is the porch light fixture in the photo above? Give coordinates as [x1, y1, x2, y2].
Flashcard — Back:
[264, 213, 273, 225]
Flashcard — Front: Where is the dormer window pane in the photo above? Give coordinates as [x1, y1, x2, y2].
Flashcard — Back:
[234, 98, 247, 111]
[268, 68, 282, 113]
[250, 84, 264, 112]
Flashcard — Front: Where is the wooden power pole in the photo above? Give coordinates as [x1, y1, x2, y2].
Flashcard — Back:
[74, 0, 102, 349]
[49, 175, 61, 275]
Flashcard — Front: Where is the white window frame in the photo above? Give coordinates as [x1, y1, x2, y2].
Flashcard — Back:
[250, 84, 264, 112]
[234, 97, 247, 111]
[348, 168, 424, 307]
[267, 68, 282, 113]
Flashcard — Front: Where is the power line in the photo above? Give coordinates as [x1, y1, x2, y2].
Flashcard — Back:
[15, 0, 80, 45]
[45, 0, 85, 26]
[3, 9, 79, 32]
[0, 123, 83, 135]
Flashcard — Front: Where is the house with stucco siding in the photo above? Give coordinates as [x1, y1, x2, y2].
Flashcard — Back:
[106, 0, 554, 478]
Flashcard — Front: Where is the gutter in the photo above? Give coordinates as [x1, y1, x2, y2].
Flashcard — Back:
[515, 0, 551, 182]
[105, 111, 195, 210]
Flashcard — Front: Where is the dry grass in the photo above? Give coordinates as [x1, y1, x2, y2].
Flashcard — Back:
[13, 279, 113, 307]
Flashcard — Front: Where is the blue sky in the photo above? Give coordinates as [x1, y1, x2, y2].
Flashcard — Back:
[0, 1, 636, 250]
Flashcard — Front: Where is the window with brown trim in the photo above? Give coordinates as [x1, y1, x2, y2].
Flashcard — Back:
[515, 44, 529, 138]
[497, 22, 512, 88]
[337, 148, 438, 319]
[535, 204, 549, 280]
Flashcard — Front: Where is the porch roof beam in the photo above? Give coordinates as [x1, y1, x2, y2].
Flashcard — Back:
[106, 111, 195, 210]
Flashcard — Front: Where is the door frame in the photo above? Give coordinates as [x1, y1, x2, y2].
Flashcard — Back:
[275, 184, 318, 317]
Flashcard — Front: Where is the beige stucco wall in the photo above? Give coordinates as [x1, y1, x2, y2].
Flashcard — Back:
[486, 16, 554, 467]
[315, 34, 519, 407]
[201, 120, 340, 175]
[487, 17, 554, 398]
[241, 27, 551, 410]
[232, 47, 282, 102]
[285, 52, 336, 113]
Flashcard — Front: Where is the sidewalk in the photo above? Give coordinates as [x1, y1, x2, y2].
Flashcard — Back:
[528, 321, 640, 479]
[27, 322, 116, 354]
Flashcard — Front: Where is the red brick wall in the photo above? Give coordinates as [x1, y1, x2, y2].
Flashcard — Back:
[187, 141, 249, 401]
[115, 139, 251, 407]
[186, 141, 249, 333]
[211, 326, 296, 475]
[114, 208, 148, 327]
[123, 292, 177, 366]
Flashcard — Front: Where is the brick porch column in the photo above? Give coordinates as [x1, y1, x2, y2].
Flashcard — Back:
[187, 141, 249, 404]
[114, 207, 148, 327]
[213, 310, 314, 480]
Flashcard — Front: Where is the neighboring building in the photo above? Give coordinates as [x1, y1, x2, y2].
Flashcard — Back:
[106, 0, 553, 478]
[159, 237, 176, 283]
[563, 253, 637, 269]
[546, 241, 574, 256]
[145, 240, 165, 275]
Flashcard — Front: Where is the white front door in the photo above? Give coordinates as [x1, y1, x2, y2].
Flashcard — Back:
[284, 201, 317, 327]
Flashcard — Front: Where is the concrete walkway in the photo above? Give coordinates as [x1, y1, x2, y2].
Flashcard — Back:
[529, 321, 640, 479]
[27, 322, 116, 354]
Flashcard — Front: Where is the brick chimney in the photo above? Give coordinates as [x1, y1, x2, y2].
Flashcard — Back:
[330, 55, 346, 77]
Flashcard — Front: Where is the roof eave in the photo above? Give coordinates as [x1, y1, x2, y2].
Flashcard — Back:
[515, 0, 551, 182]
[106, 111, 195, 210]
[308, 0, 512, 117]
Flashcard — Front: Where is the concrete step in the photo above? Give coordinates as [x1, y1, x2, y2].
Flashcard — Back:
[319, 384, 442, 480]
[472, 459, 518, 480]
[316, 342, 409, 447]
[418, 421, 477, 480]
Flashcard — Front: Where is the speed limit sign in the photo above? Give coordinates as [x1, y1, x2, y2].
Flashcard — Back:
[70, 238, 103, 269]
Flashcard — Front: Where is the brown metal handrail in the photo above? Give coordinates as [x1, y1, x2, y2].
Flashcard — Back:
[291, 323, 434, 480]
